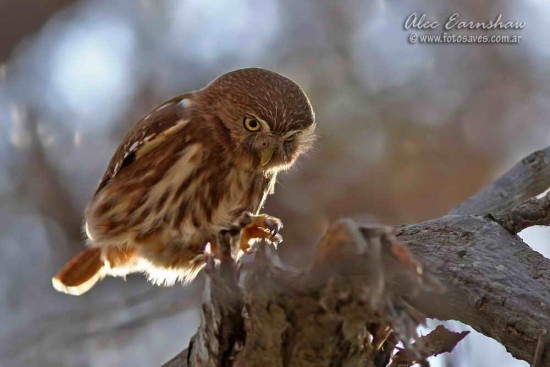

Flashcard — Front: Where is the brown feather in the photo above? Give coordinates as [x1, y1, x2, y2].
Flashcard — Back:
[95, 94, 193, 194]
[52, 248, 104, 296]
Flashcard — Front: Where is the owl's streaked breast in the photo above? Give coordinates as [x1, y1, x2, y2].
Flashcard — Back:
[86, 137, 267, 249]
[145, 143, 264, 237]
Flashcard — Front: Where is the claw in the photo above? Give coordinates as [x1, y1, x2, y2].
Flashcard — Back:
[269, 222, 282, 240]
[231, 213, 284, 255]
[271, 233, 283, 244]
[263, 216, 283, 240]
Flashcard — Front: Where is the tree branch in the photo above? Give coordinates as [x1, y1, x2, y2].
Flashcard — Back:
[165, 222, 445, 367]
[450, 147, 550, 216]
[163, 146, 550, 367]
[397, 215, 550, 365]
[390, 325, 469, 367]
[491, 192, 550, 234]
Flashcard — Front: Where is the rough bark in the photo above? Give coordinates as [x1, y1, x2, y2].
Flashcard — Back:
[165, 223, 447, 367]
[399, 215, 550, 365]
[163, 147, 550, 367]
[491, 192, 550, 234]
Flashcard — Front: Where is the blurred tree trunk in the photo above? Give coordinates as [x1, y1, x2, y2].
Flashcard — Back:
[0, 0, 76, 61]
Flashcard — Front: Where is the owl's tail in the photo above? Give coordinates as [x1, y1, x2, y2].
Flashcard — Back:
[52, 248, 105, 296]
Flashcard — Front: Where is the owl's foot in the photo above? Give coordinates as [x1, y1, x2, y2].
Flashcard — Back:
[231, 212, 283, 254]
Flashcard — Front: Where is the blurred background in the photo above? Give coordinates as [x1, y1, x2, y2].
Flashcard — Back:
[0, 0, 548, 366]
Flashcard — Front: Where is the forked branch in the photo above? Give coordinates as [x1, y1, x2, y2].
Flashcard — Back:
[164, 147, 550, 367]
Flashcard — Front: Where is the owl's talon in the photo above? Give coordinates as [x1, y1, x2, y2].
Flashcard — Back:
[263, 216, 283, 237]
[235, 213, 283, 254]
[268, 221, 282, 240]
[271, 233, 283, 244]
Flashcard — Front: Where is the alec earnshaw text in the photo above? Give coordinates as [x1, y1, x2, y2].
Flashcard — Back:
[404, 13, 526, 31]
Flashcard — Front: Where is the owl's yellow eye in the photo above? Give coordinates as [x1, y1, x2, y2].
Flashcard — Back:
[243, 116, 261, 132]
[285, 133, 298, 143]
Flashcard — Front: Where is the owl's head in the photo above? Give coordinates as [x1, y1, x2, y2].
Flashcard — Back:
[199, 68, 316, 171]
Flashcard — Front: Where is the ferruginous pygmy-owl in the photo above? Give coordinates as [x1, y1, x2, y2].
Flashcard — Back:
[52, 68, 316, 295]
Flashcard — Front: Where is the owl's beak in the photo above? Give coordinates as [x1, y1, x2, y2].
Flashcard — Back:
[258, 146, 274, 166]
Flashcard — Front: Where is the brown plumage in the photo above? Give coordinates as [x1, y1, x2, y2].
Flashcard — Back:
[52, 68, 316, 295]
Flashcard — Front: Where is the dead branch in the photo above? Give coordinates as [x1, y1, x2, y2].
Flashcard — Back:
[397, 215, 550, 366]
[165, 222, 443, 367]
[491, 192, 550, 234]
[390, 325, 469, 367]
[163, 146, 550, 367]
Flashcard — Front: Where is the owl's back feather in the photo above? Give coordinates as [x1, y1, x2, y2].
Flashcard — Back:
[95, 94, 193, 194]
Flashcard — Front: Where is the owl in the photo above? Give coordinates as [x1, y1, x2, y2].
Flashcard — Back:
[52, 68, 316, 295]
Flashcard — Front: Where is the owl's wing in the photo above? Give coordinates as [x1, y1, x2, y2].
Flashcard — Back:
[95, 94, 193, 195]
